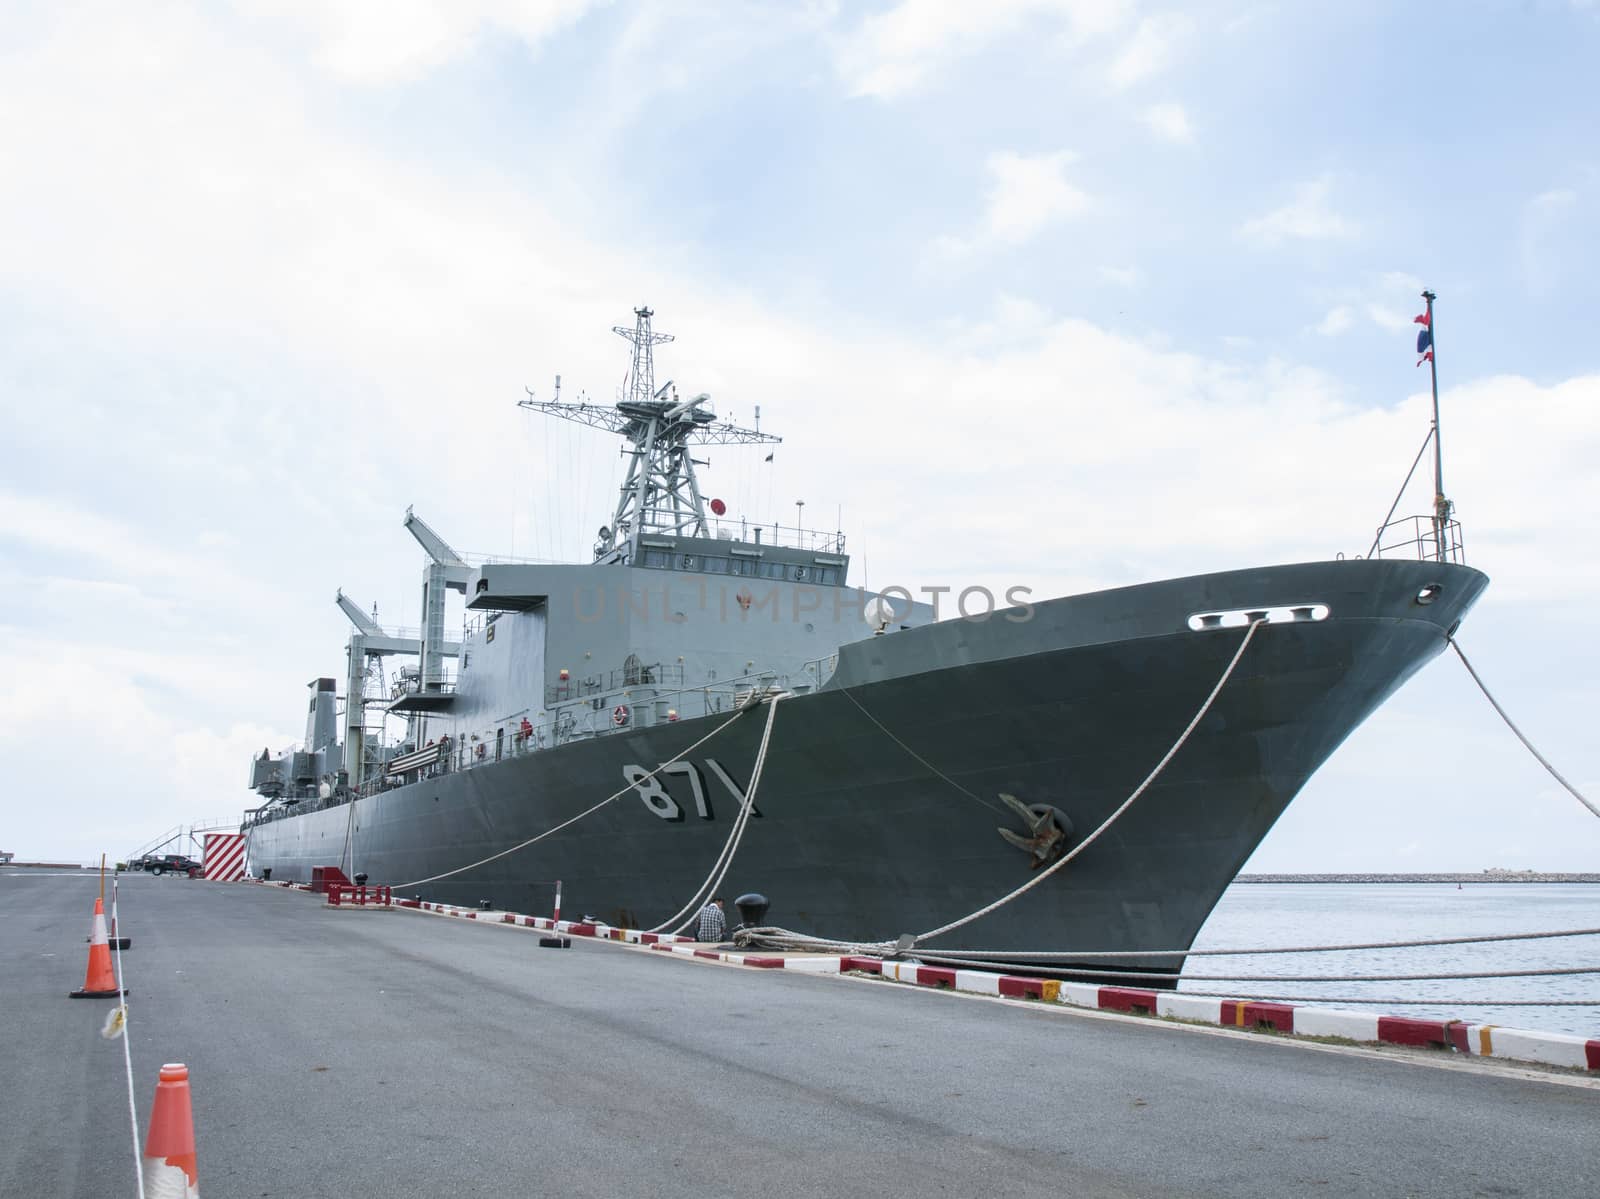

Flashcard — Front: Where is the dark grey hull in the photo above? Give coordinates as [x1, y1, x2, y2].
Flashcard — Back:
[246, 558, 1486, 974]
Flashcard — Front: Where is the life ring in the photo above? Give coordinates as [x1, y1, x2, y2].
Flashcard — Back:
[612, 704, 630, 727]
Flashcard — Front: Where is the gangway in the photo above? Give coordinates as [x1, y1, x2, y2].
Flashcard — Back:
[126, 817, 240, 866]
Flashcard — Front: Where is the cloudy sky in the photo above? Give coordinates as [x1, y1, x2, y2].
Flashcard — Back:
[2, 0, 1597, 871]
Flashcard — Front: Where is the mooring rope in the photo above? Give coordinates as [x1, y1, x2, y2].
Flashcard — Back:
[393, 705, 754, 890]
[1451, 639, 1600, 821]
[905, 925, 1600, 962]
[738, 618, 1266, 956]
[902, 956, 1600, 984]
[648, 693, 785, 935]
[339, 788, 358, 879]
[1176, 993, 1600, 1007]
[110, 879, 146, 1199]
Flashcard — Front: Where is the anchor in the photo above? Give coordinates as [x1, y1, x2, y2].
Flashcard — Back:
[997, 793, 1072, 869]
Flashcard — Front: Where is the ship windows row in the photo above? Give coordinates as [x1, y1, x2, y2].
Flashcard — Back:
[638, 549, 837, 585]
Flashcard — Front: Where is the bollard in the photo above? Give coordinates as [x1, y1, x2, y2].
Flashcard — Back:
[733, 892, 770, 929]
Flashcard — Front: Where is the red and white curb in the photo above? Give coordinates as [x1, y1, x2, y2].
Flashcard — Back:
[243, 880, 1600, 1074]
[650, 945, 1600, 1073]
[395, 897, 698, 947]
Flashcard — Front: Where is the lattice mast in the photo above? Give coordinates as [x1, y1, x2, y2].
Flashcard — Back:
[518, 306, 780, 563]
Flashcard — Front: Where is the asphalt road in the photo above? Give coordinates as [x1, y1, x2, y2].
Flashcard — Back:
[4, 869, 1597, 1198]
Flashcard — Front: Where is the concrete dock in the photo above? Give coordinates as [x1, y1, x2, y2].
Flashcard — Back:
[4, 870, 1597, 1197]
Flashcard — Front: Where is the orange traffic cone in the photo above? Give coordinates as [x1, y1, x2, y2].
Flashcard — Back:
[142, 1063, 199, 1197]
[68, 898, 127, 998]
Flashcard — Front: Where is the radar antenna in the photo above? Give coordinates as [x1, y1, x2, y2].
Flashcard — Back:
[614, 305, 674, 407]
[518, 306, 781, 561]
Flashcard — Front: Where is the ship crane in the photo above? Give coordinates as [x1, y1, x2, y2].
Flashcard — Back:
[335, 589, 384, 637]
[335, 575, 462, 788]
[402, 507, 471, 709]
[403, 508, 470, 576]
[518, 306, 780, 563]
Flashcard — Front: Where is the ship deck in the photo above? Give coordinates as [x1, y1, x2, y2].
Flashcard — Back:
[6, 870, 1596, 1198]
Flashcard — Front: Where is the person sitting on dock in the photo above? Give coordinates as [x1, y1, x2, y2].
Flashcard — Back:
[697, 896, 726, 943]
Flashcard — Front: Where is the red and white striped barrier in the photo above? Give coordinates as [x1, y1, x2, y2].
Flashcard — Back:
[202, 833, 246, 881]
[391, 898, 697, 946]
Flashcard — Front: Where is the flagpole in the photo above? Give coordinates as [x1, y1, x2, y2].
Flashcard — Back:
[1422, 289, 1450, 562]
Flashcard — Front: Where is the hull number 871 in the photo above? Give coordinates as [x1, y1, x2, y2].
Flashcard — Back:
[623, 759, 759, 822]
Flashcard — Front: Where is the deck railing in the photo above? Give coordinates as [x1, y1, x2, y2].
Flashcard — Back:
[243, 666, 819, 827]
[1371, 514, 1466, 565]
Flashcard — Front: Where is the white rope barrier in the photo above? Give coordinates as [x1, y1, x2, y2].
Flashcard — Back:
[110, 879, 146, 1199]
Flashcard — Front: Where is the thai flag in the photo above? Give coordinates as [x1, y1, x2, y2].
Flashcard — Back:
[1414, 310, 1432, 367]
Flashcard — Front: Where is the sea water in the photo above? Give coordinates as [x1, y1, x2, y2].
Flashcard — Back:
[1181, 883, 1600, 1038]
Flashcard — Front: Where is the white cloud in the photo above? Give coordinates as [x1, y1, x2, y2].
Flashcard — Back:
[1099, 264, 1143, 288]
[1313, 305, 1353, 336]
[1140, 101, 1193, 142]
[834, 0, 1131, 98]
[1365, 303, 1421, 333]
[1238, 175, 1359, 246]
[932, 150, 1090, 260]
[1311, 271, 1428, 334]
[1379, 270, 1424, 292]
[1107, 12, 1190, 89]
[234, 0, 606, 83]
[1519, 187, 1580, 296]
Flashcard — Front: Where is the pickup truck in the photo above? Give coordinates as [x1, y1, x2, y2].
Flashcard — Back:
[142, 854, 201, 877]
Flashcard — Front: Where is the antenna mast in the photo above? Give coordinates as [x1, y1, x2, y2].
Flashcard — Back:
[1421, 289, 1453, 562]
[518, 306, 781, 562]
[615, 306, 674, 407]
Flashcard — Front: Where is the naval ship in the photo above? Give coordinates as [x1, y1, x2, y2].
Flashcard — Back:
[243, 306, 1486, 976]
